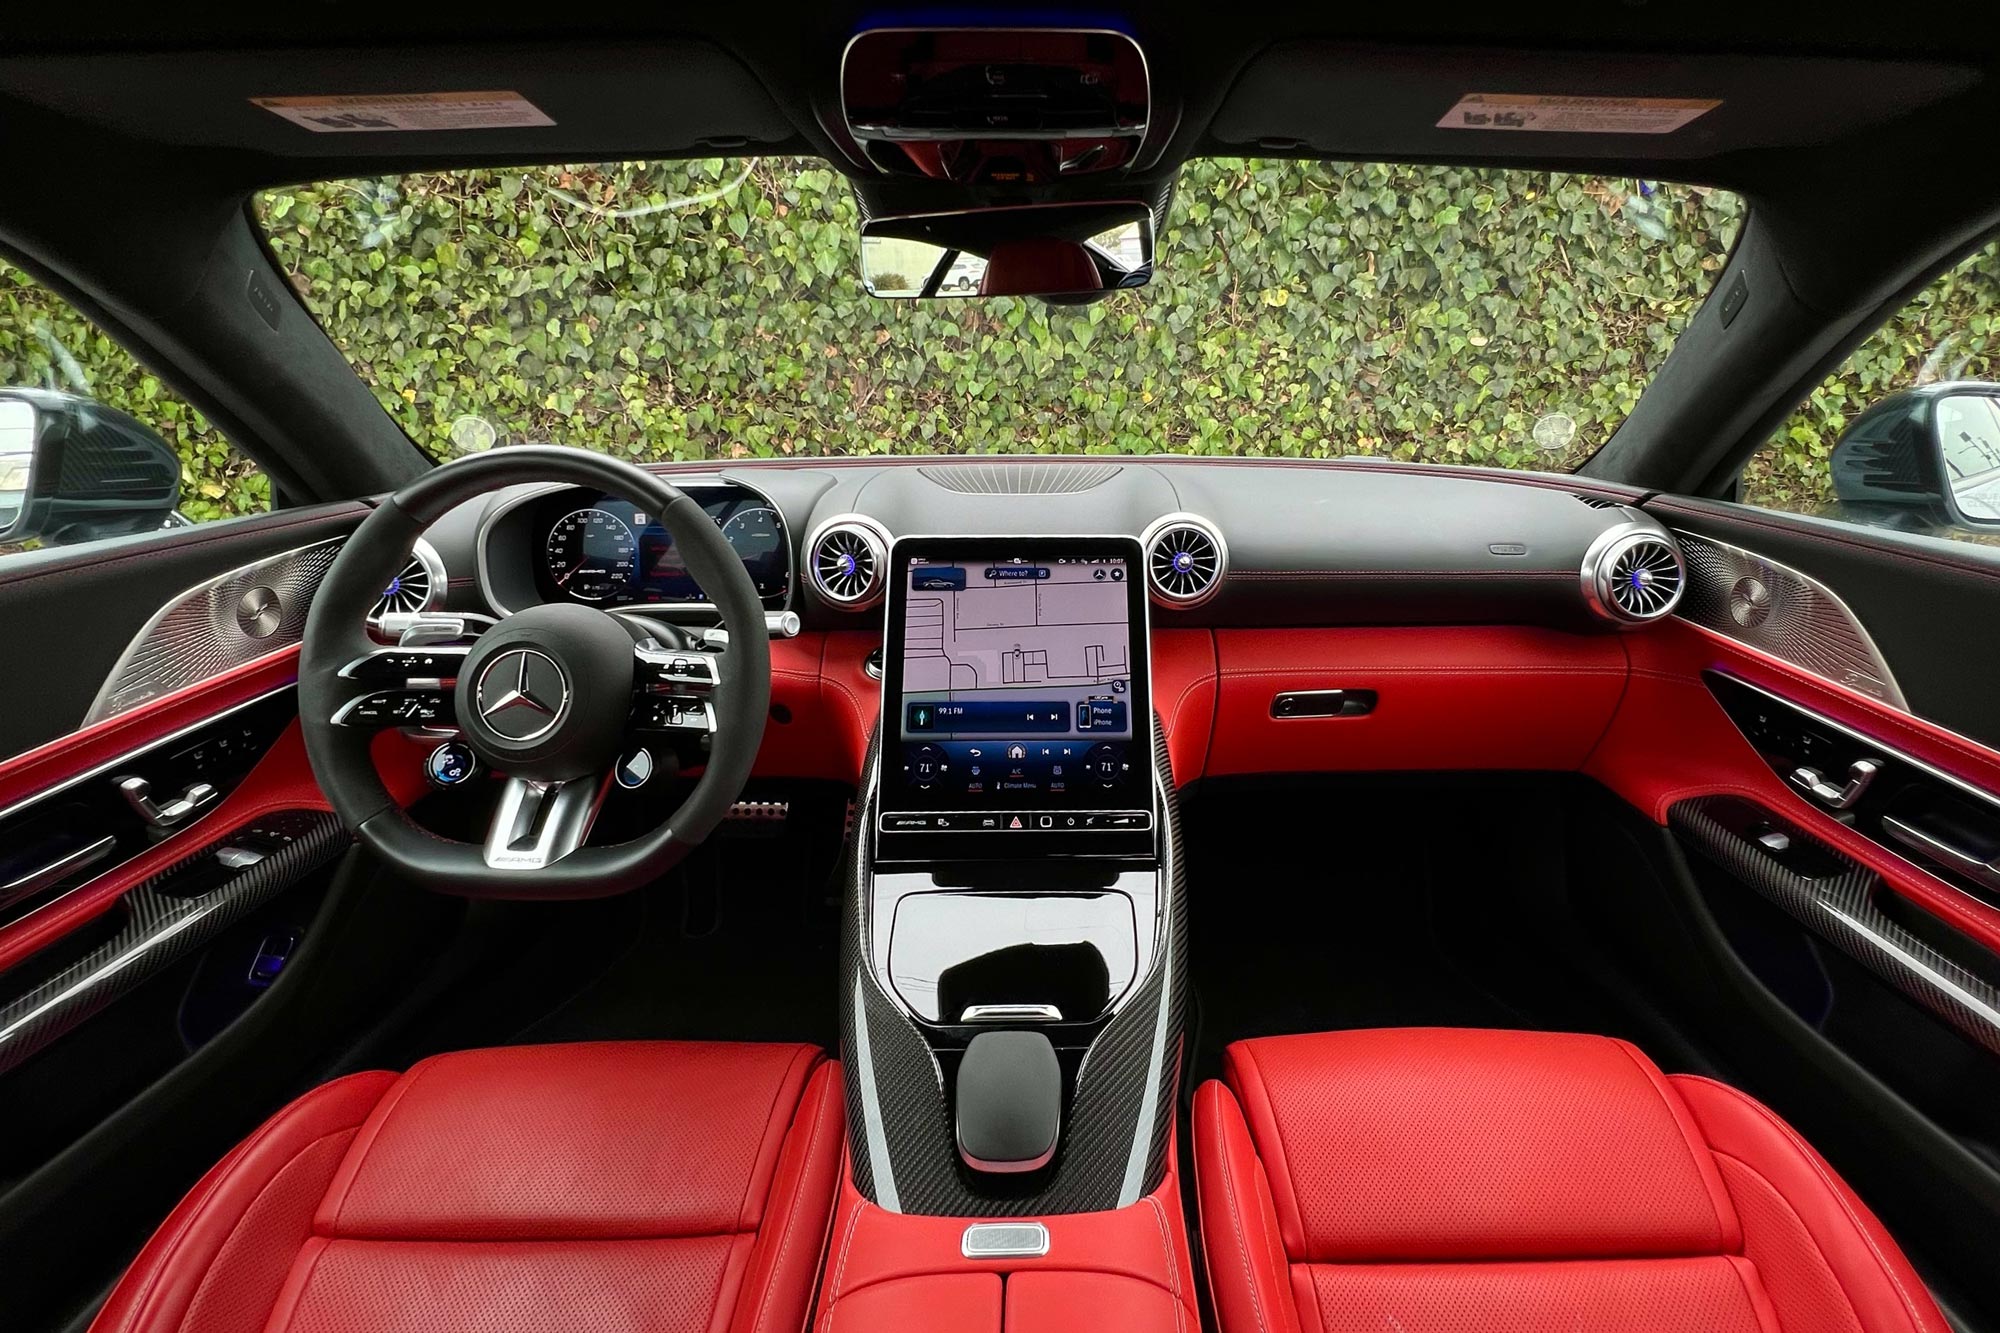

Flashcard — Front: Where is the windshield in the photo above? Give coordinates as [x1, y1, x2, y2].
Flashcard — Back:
[257, 158, 1740, 470]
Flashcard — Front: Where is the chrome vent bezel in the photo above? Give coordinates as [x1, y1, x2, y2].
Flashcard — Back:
[807, 514, 891, 610]
[1141, 513, 1228, 608]
[368, 538, 446, 630]
[1582, 523, 1686, 627]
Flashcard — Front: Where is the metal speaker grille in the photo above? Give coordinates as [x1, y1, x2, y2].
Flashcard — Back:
[86, 539, 341, 723]
[917, 463, 1121, 494]
[1674, 530, 1906, 708]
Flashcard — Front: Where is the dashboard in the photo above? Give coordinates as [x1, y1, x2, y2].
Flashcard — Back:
[435, 458, 1689, 637]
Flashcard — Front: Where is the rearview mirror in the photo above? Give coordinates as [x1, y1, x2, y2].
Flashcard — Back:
[0, 389, 183, 546]
[861, 202, 1153, 301]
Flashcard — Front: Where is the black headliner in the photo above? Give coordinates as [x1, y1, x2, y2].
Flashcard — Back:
[2, 2, 1998, 501]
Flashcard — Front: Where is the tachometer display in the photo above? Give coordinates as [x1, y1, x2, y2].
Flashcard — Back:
[720, 505, 790, 599]
[544, 507, 636, 602]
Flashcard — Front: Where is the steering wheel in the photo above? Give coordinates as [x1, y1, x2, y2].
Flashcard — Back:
[298, 447, 771, 897]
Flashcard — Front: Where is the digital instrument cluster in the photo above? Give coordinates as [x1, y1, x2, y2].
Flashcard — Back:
[526, 486, 790, 608]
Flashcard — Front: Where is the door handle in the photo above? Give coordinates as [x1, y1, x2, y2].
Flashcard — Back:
[1791, 758, 1881, 811]
[1880, 814, 2000, 892]
[0, 834, 117, 913]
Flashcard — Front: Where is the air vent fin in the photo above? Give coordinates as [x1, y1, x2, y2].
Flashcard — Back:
[1583, 526, 1686, 626]
[1142, 514, 1227, 608]
[1573, 492, 1625, 510]
[368, 539, 445, 629]
[808, 515, 890, 610]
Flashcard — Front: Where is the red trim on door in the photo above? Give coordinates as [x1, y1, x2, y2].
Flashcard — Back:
[0, 717, 332, 976]
[1586, 619, 2000, 958]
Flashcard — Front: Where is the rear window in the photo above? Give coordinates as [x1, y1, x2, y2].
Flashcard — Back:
[257, 158, 1742, 470]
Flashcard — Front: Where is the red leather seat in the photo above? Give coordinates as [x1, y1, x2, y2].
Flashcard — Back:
[1194, 1028, 1949, 1333]
[90, 1041, 844, 1333]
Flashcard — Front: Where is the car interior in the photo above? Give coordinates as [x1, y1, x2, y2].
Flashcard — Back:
[4, 7, 2000, 1333]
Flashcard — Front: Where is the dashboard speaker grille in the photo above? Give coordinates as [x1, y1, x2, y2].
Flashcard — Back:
[918, 463, 1121, 494]
[1143, 515, 1226, 607]
[809, 517, 889, 609]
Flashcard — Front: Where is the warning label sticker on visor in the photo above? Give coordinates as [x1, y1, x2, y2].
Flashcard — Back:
[1437, 94, 1720, 135]
[251, 91, 555, 133]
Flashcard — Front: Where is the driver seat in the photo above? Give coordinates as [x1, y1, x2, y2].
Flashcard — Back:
[88, 1041, 844, 1333]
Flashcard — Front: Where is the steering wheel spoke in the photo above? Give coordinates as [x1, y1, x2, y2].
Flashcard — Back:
[482, 774, 605, 870]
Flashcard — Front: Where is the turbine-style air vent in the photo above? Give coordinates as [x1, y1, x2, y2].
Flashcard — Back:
[1143, 514, 1227, 608]
[1583, 525, 1686, 627]
[808, 515, 890, 610]
[368, 539, 445, 630]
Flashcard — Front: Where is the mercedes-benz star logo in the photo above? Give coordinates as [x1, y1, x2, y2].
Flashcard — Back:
[475, 648, 570, 742]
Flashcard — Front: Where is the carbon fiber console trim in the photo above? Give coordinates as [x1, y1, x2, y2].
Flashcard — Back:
[86, 539, 343, 723]
[840, 718, 1187, 1216]
[1671, 797, 2000, 1056]
[0, 811, 348, 1075]
[1673, 529, 1906, 708]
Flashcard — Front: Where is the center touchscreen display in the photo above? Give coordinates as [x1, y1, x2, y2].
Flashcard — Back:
[878, 536, 1154, 850]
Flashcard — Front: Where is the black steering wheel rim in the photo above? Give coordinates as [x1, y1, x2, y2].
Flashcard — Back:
[298, 446, 772, 897]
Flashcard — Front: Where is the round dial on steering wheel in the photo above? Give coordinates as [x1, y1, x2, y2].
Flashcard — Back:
[297, 447, 772, 897]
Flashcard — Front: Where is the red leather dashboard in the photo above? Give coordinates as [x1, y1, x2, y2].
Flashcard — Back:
[10, 616, 2000, 977]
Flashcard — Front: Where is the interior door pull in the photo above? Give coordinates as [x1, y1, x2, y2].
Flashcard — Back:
[0, 834, 117, 912]
[1881, 814, 2000, 892]
[1791, 758, 1881, 811]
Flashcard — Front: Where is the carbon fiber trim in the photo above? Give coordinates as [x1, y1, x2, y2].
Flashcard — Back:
[1673, 530, 1906, 708]
[86, 539, 343, 723]
[840, 718, 1187, 1216]
[1670, 797, 2000, 1056]
[0, 811, 348, 1076]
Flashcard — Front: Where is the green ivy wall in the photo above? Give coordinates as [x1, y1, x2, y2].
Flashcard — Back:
[4, 157, 1995, 523]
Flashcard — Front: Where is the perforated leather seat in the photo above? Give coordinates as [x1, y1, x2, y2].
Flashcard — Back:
[89, 1041, 843, 1333]
[1194, 1028, 1949, 1333]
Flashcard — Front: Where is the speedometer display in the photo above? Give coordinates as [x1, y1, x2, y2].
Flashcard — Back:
[544, 508, 637, 602]
[528, 486, 792, 609]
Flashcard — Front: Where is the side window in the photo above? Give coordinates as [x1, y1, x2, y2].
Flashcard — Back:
[0, 259, 269, 559]
[1741, 239, 2000, 541]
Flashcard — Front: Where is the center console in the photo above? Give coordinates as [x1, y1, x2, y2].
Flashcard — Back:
[826, 532, 1193, 1330]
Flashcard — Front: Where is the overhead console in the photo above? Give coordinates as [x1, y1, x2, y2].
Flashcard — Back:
[841, 27, 1152, 182]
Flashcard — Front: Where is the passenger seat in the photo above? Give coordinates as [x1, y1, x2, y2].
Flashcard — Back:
[1193, 1027, 1948, 1333]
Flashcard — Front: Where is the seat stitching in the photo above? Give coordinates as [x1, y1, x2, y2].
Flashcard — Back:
[750, 1069, 832, 1333]
[117, 1079, 386, 1333]
[816, 1199, 866, 1333]
[1146, 1193, 1189, 1333]
[177, 1128, 360, 1325]
[320, 1060, 436, 1235]
[1608, 1039, 1733, 1250]
[1722, 1253, 1784, 1333]
[1207, 1090, 1273, 1333]
[264, 1236, 334, 1333]
[738, 1049, 816, 1233]
[1680, 1076, 1939, 1333]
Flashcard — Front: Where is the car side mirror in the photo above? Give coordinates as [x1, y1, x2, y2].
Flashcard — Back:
[1829, 383, 2000, 533]
[0, 388, 183, 546]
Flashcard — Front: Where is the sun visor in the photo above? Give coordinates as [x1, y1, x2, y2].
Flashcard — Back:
[0, 41, 793, 165]
[1208, 43, 1978, 164]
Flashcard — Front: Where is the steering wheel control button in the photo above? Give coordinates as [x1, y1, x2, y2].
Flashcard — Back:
[333, 690, 455, 728]
[615, 747, 655, 789]
[474, 648, 571, 742]
[636, 650, 719, 693]
[341, 646, 472, 684]
[426, 741, 478, 788]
